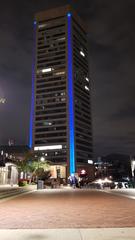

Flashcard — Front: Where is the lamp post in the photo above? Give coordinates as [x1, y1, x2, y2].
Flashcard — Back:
[37, 155, 45, 178]
[37, 155, 45, 189]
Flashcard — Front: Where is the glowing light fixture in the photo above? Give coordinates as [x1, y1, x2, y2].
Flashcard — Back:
[67, 13, 72, 17]
[81, 169, 86, 175]
[40, 157, 45, 162]
[67, 12, 75, 175]
[88, 160, 93, 164]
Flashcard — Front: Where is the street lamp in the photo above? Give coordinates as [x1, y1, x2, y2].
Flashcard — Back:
[37, 155, 45, 190]
[37, 155, 45, 176]
[40, 156, 45, 162]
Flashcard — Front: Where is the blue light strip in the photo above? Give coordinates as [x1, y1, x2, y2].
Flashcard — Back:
[29, 20, 36, 148]
[67, 13, 75, 174]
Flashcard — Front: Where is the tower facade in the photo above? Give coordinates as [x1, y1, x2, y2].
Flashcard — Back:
[30, 5, 93, 176]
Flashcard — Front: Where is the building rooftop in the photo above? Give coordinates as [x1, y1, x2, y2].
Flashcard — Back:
[35, 5, 86, 32]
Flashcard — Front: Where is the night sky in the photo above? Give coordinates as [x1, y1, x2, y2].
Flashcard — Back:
[0, 0, 135, 157]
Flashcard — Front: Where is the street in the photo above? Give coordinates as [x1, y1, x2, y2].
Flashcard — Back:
[102, 188, 135, 200]
[0, 187, 135, 229]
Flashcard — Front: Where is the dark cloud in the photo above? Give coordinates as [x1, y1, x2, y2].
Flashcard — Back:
[0, 0, 135, 157]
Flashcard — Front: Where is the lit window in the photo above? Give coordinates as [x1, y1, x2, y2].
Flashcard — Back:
[42, 68, 52, 73]
[43, 121, 52, 126]
[85, 77, 89, 82]
[38, 23, 47, 29]
[57, 37, 66, 41]
[80, 50, 85, 57]
[54, 71, 65, 76]
[34, 145, 63, 151]
[85, 86, 89, 91]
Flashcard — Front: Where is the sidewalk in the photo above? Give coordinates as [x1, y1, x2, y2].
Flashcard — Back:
[0, 228, 135, 240]
[0, 184, 36, 203]
[0, 184, 19, 188]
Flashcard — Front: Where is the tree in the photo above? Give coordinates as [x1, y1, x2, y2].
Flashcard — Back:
[17, 150, 51, 183]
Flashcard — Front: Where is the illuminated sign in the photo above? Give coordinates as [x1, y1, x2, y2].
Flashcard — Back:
[81, 169, 86, 175]
[34, 145, 62, 151]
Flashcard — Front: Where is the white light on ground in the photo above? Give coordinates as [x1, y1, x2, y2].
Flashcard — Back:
[95, 178, 112, 184]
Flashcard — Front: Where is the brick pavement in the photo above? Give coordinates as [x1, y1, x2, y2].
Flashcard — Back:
[0, 188, 135, 229]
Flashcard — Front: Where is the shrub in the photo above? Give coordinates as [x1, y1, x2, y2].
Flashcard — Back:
[18, 180, 27, 187]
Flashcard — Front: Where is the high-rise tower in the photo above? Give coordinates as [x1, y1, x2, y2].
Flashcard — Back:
[29, 5, 93, 177]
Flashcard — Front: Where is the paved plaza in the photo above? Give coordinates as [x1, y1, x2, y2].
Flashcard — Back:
[0, 187, 135, 239]
[0, 188, 135, 229]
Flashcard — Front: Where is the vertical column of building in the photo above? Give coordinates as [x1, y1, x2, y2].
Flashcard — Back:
[29, 20, 37, 148]
[72, 18, 93, 166]
[67, 12, 75, 175]
[33, 14, 68, 165]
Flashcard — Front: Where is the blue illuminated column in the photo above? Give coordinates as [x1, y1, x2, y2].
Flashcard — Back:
[29, 20, 36, 148]
[67, 13, 75, 174]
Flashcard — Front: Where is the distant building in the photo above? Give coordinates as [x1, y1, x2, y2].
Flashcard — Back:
[95, 154, 132, 180]
[0, 145, 29, 185]
[8, 139, 15, 146]
[0, 98, 6, 104]
[29, 5, 93, 177]
[0, 145, 29, 161]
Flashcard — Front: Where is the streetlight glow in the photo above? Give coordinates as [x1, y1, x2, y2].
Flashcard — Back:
[40, 157, 45, 162]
